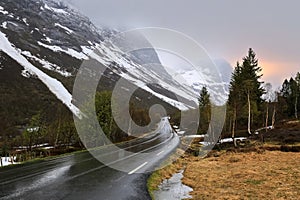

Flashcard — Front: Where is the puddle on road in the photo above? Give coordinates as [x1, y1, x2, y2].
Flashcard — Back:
[153, 170, 193, 200]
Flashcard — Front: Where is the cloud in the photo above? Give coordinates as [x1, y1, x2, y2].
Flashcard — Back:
[64, 0, 300, 89]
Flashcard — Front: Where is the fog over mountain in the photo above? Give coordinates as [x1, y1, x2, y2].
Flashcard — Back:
[0, 0, 230, 137]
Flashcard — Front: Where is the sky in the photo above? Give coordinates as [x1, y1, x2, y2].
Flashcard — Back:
[64, 0, 300, 89]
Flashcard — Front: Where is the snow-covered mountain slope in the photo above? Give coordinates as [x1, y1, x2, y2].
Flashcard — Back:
[0, 31, 81, 117]
[171, 59, 232, 96]
[0, 0, 104, 75]
[0, 0, 230, 127]
[0, 0, 194, 112]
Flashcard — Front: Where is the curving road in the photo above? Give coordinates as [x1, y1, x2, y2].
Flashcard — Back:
[0, 117, 179, 200]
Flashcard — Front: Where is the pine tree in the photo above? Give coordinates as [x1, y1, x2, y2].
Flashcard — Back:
[228, 62, 242, 145]
[199, 86, 210, 109]
[240, 48, 264, 134]
[228, 48, 264, 141]
[95, 91, 115, 141]
[280, 75, 300, 119]
[23, 113, 43, 151]
[198, 87, 211, 134]
[281, 79, 291, 98]
[279, 78, 293, 117]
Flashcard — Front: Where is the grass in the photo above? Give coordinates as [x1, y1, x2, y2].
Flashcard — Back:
[147, 171, 163, 199]
[147, 133, 300, 200]
[244, 179, 265, 185]
[181, 151, 300, 199]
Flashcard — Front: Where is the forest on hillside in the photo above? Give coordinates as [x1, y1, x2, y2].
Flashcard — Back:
[198, 48, 300, 145]
[1, 48, 300, 161]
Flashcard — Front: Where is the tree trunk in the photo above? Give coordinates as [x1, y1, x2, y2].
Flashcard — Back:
[295, 95, 298, 119]
[208, 123, 215, 145]
[228, 117, 232, 136]
[247, 92, 252, 135]
[109, 116, 114, 141]
[265, 103, 269, 132]
[55, 120, 61, 148]
[232, 106, 237, 147]
[29, 135, 32, 151]
[272, 104, 276, 128]
[127, 119, 132, 136]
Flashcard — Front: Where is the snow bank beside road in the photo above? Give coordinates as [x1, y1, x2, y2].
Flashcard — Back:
[0, 157, 19, 167]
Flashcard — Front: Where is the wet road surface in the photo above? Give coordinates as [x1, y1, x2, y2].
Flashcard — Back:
[0, 118, 179, 200]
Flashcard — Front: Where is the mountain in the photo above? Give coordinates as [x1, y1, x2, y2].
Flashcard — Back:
[176, 59, 232, 95]
[0, 0, 230, 139]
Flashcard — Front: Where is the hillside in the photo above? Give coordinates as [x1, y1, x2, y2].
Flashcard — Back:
[0, 0, 190, 141]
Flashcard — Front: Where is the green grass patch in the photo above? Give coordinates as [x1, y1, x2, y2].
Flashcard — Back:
[244, 179, 265, 185]
[147, 170, 163, 199]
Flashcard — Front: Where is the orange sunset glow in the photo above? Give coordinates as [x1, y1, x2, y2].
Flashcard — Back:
[259, 60, 299, 89]
[229, 58, 299, 89]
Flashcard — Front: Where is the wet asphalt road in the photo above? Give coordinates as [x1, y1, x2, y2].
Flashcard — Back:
[0, 119, 179, 200]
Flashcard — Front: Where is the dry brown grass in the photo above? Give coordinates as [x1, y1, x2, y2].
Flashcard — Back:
[183, 151, 300, 200]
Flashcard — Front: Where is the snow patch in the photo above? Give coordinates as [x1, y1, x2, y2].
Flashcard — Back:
[21, 69, 34, 78]
[44, 4, 52, 10]
[7, 13, 14, 18]
[86, 43, 195, 111]
[120, 73, 191, 111]
[38, 41, 88, 60]
[22, 18, 29, 26]
[21, 51, 72, 77]
[42, 36, 53, 43]
[0, 31, 81, 117]
[84, 46, 111, 66]
[199, 137, 247, 146]
[54, 23, 73, 34]
[81, 46, 94, 56]
[80, 38, 226, 110]
[173, 69, 228, 105]
[44, 4, 69, 15]
[0, 6, 8, 15]
[219, 137, 247, 144]
[0, 157, 19, 167]
[1, 21, 7, 29]
[6, 21, 19, 27]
